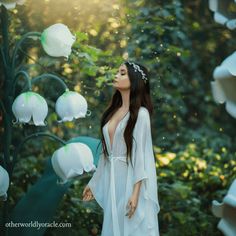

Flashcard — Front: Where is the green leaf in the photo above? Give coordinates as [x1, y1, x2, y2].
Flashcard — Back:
[8, 136, 101, 236]
[8, 158, 70, 236]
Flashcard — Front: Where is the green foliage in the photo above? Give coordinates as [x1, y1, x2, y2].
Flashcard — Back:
[8, 158, 71, 236]
[2, 0, 236, 235]
[124, 1, 236, 235]
[156, 131, 236, 235]
[6, 136, 101, 236]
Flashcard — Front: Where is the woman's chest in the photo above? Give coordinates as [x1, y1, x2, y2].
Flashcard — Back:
[107, 111, 129, 144]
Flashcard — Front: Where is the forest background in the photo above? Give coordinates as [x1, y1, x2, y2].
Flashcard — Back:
[1, 0, 236, 235]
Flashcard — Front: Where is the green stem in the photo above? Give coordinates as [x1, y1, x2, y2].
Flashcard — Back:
[1, 5, 10, 68]
[0, 99, 7, 115]
[31, 73, 68, 91]
[9, 132, 66, 179]
[0, 46, 8, 71]
[13, 70, 32, 90]
[5, 132, 65, 236]
[1, 6, 12, 236]
[11, 32, 41, 72]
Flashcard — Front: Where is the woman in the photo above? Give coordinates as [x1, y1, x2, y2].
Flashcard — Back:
[82, 61, 160, 236]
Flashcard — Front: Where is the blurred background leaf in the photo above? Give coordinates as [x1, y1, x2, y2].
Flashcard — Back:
[1, 0, 236, 235]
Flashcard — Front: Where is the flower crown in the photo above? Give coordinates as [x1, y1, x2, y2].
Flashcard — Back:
[127, 61, 148, 82]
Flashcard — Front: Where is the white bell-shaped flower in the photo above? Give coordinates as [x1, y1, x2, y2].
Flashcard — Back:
[51, 142, 96, 184]
[212, 179, 236, 236]
[40, 23, 76, 59]
[211, 51, 236, 119]
[209, 0, 236, 30]
[0, 0, 25, 10]
[12, 91, 48, 126]
[0, 166, 9, 201]
[55, 90, 89, 122]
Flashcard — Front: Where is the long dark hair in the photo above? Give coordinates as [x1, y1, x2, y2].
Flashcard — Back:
[99, 61, 153, 167]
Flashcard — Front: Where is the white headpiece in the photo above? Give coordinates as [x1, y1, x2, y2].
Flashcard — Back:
[126, 61, 148, 82]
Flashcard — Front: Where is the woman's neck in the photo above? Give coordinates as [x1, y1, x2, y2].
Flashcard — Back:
[120, 89, 130, 110]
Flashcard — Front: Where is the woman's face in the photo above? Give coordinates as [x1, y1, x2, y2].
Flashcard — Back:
[113, 64, 131, 90]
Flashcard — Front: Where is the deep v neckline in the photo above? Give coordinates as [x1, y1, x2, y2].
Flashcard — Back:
[106, 111, 129, 154]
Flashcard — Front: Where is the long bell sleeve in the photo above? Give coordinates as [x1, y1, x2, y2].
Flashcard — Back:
[127, 107, 160, 234]
[87, 152, 107, 210]
[132, 110, 149, 185]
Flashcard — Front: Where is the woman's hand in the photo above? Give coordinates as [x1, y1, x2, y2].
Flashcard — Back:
[126, 193, 139, 219]
[126, 180, 142, 218]
[82, 185, 94, 201]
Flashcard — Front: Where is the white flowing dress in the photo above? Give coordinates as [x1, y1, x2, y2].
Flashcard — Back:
[88, 106, 160, 236]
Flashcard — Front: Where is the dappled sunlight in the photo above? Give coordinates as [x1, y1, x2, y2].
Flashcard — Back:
[2, 0, 236, 235]
[156, 151, 176, 166]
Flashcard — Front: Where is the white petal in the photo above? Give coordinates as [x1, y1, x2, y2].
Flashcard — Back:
[226, 101, 236, 118]
[56, 91, 88, 122]
[0, 166, 9, 197]
[211, 81, 226, 104]
[12, 93, 32, 123]
[212, 200, 224, 218]
[217, 215, 236, 236]
[213, 179, 236, 236]
[0, 0, 25, 9]
[2, 3, 16, 9]
[12, 92, 48, 125]
[214, 12, 228, 25]
[41, 23, 76, 58]
[224, 194, 236, 208]
[209, 0, 236, 30]
[62, 117, 74, 122]
[226, 19, 236, 30]
[219, 78, 236, 102]
[51, 149, 67, 182]
[30, 92, 48, 126]
[72, 143, 94, 172]
[66, 168, 83, 179]
[51, 144, 82, 182]
[208, 0, 217, 12]
[76, 143, 95, 172]
[221, 52, 236, 76]
[218, 217, 236, 236]
[67, 143, 85, 170]
[223, 179, 236, 207]
[51, 142, 94, 183]
[213, 66, 233, 80]
[212, 52, 236, 117]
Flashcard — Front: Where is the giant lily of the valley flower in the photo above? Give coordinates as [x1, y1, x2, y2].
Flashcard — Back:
[209, 0, 236, 30]
[0, 0, 25, 10]
[55, 91, 89, 122]
[12, 91, 48, 126]
[212, 179, 236, 236]
[0, 166, 9, 201]
[40, 23, 76, 59]
[51, 142, 95, 184]
[211, 51, 236, 118]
